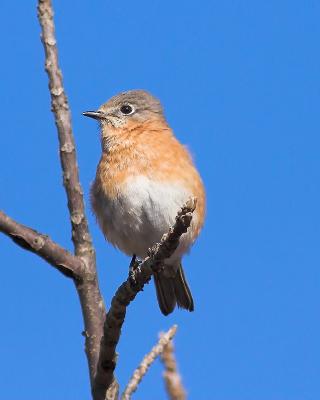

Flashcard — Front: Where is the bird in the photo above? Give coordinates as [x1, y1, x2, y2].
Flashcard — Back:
[83, 90, 205, 315]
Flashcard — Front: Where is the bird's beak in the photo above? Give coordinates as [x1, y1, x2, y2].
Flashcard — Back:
[82, 110, 105, 120]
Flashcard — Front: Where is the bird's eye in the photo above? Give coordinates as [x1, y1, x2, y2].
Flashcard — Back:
[120, 104, 134, 115]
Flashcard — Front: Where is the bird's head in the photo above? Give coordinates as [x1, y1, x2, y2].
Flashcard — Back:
[83, 89, 165, 129]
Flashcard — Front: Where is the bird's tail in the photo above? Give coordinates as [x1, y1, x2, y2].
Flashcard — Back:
[154, 263, 194, 316]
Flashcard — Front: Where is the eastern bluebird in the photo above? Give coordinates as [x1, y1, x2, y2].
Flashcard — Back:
[83, 90, 205, 315]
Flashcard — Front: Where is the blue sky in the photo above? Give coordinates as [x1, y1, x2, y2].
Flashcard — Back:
[0, 0, 320, 399]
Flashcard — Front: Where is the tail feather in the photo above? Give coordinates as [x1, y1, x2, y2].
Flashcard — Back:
[154, 263, 194, 315]
[173, 263, 194, 312]
[154, 272, 176, 316]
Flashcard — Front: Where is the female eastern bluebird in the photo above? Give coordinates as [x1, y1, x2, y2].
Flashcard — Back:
[83, 90, 205, 315]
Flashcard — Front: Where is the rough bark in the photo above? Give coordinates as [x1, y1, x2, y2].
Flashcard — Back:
[37, 0, 107, 393]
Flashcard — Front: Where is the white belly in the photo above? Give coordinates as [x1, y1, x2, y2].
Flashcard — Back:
[91, 175, 197, 261]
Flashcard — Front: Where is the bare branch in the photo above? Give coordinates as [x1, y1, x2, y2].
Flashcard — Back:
[0, 211, 84, 278]
[37, 0, 93, 258]
[93, 198, 197, 400]
[37, 0, 108, 394]
[121, 325, 178, 400]
[160, 335, 186, 400]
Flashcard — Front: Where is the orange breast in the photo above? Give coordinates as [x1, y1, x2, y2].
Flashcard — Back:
[94, 118, 206, 234]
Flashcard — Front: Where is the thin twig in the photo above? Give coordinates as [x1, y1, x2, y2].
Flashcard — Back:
[160, 335, 186, 400]
[121, 325, 178, 400]
[93, 198, 197, 400]
[37, 0, 109, 395]
[0, 211, 84, 278]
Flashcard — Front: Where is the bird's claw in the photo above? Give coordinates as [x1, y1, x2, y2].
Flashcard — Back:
[129, 254, 142, 286]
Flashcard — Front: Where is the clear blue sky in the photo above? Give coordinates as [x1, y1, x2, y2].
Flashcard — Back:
[0, 1, 319, 399]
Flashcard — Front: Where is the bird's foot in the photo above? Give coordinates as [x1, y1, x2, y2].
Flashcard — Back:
[129, 254, 142, 286]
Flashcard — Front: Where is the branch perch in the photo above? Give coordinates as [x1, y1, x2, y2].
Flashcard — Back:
[93, 198, 197, 400]
[121, 325, 178, 400]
